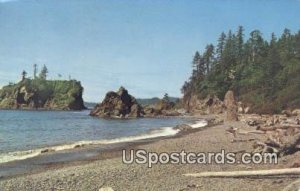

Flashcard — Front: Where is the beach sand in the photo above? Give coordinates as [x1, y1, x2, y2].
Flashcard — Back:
[0, 118, 299, 191]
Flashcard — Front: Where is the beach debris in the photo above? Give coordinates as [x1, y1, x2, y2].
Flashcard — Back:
[226, 126, 238, 137]
[224, 90, 238, 121]
[292, 109, 300, 116]
[237, 112, 300, 156]
[207, 117, 224, 125]
[257, 124, 300, 131]
[99, 187, 114, 191]
[183, 167, 300, 178]
[252, 126, 300, 156]
[282, 179, 300, 191]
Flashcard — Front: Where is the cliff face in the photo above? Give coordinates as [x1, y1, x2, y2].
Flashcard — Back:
[90, 87, 144, 118]
[182, 93, 225, 115]
[0, 79, 86, 110]
[143, 99, 180, 117]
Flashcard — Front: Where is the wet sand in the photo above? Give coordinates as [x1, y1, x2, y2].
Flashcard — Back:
[0, 117, 299, 191]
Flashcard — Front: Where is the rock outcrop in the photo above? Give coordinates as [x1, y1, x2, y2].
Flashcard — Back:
[224, 90, 238, 121]
[0, 79, 86, 110]
[90, 87, 144, 118]
[143, 99, 180, 117]
[183, 94, 225, 115]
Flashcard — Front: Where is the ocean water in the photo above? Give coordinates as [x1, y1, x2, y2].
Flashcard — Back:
[0, 110, 205, 163]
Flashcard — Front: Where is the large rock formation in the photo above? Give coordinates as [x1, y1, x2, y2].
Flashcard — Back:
[183, 94, 225, 115]
[143, 99, 180, 117]
[90, 87, 144, 118]
[0, 79, 86, 110]
[224, 90, 238, 121]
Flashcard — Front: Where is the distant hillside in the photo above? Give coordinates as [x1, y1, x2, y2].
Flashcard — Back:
[84, 102, 97, 109]
[0, 78, 86, 110]
[137, 97, 179, 105]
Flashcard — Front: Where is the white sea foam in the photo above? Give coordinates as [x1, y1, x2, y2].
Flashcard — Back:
[189, 120, 208, 129]
[0, 120, 207, 164]
[0, 127, 180, 164]
[0, 149, 42, 164]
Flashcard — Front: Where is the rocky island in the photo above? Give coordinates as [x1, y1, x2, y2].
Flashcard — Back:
[90, 86, 143, 118]
[90, 87, 181, 118]
[0, 71, 86, 110]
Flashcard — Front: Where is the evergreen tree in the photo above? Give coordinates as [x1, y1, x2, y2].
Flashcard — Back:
[33, 63, 38, 79]
[203, 44, 214, 74]
[39, 65, 48, 80]
[21, 70, 27, 81]
[236, 26, 244, 64]
[163, 93, 169, 102]
[182, 27, 300, 113]
[216, 32, 226, 61]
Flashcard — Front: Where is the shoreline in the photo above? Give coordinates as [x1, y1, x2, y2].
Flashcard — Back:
[0, 116, 210, 179]
[1, 115, 298, 190]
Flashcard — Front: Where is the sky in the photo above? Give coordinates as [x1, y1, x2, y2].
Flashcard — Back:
[0, 0, 300, 102]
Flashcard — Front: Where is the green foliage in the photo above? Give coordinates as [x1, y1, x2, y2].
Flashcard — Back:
[0, 78, 84, 109]
[182, 27, 300, 114]
[163, 93, 170, 102]
[39, 65, 48, 80]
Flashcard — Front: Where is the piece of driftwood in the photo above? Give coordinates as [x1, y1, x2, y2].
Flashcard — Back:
[258, 125, 300, 131]
[253, 140, 279, 154]
[183, 168, 300, 178]
[254, 133, 300, 155]
[237, 130, 265, 135]
[280, 133, 300, 155]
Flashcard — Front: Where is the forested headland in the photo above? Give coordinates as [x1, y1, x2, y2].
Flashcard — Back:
[182, 27, 300, 113]
[0, 65, 86, 110]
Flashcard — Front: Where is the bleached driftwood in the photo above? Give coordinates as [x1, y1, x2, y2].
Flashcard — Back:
[237, 129, 265, 135]
[280, 133, 300, 155]
[253, 140, 279, 154]
[183, 168, 300, 178]
[258, 124, 300, 131]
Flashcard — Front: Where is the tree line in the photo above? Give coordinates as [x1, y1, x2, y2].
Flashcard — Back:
[22, 64, 48, 81]
[182, 26, 300, 113]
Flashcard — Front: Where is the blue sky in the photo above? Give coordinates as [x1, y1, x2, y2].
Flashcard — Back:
[0, 0, 299, 102]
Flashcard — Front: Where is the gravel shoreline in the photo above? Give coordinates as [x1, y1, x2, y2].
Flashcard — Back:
[0, 118, 299, 191]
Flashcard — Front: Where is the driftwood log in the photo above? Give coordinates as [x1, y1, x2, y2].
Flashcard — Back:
[183, 168, 300, 178]
[253, 133, 300, 156]
[258, 124, 300, 131]
[280, 133, 300, 155]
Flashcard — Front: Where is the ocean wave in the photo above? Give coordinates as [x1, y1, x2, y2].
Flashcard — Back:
[189, 120, 208, 128]
[0, 119, 207, 164]
[0, 127, 179, 164]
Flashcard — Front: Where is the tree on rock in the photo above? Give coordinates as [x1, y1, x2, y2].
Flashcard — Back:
[163, 93, 170, 102]
[39, 65, 48, 80]
[33, 63, 38, 79]
[21, 70, 27, 81]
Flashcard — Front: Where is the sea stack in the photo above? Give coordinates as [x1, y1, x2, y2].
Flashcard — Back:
[0, 79, 86, 110]
[224, 90, 238, 121]
[90, 86, 144, 118]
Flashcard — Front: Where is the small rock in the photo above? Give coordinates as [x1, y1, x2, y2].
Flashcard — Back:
[292, 109, 300, 116]
[174, 124, 192, 131]
[99, 187, 114, 191]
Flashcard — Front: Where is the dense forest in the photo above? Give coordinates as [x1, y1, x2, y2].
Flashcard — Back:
[182, 27, 300, 113]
